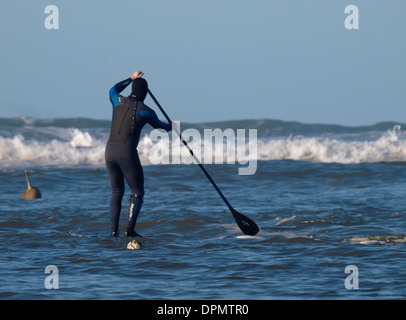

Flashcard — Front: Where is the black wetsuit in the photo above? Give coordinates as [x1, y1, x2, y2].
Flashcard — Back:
[105, 77, 171, 236]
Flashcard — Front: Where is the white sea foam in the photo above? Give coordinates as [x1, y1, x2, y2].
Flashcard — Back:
[255, 126, 406, 164]
[344, 235, 406, 245]
[69, 129, 94, 148]
[0, 125, 405, 168]
[0, 129, 106, 167]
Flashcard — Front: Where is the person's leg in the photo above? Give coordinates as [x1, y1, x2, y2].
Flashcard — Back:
[125, 193, 144, 237]
[105, 151, 125, 237]
[122, 151, 145, 237]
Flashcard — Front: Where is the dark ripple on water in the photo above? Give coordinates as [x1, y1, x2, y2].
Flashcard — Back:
[0, 161, 406, 299]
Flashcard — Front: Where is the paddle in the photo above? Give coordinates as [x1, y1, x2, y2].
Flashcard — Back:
[147, 89, 260, 236]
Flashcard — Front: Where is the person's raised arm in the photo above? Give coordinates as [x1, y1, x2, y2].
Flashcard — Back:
[109, 70, 144, 107]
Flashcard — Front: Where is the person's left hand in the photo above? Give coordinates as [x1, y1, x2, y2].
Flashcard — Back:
[131, 70, 144, 80]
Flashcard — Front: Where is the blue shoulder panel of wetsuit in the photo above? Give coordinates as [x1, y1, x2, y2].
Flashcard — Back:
[109, 77, 133, 108]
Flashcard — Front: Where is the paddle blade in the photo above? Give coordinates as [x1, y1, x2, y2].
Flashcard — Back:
[231, 209, 260, 236]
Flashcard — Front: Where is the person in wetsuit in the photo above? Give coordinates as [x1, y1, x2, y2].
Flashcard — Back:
[105, 70, 172, 237]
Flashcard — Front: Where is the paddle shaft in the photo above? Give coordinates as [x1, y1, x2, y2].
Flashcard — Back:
[147, 89, 234, 212]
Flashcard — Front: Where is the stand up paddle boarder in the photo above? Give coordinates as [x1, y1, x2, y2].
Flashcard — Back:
[106, 70, 172, 237]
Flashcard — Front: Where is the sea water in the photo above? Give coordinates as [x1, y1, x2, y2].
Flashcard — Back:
[0, 118, 405, 299]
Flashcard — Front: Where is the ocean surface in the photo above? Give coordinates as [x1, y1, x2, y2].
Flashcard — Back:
[0, 117, 405, 300]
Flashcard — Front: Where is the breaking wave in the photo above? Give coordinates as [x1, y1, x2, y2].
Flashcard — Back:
[256, 125, 406, 164]
[0, 117, 405, 168]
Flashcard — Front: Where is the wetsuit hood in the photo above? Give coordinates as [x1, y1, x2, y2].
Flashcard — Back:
[131, 78, 148, 101]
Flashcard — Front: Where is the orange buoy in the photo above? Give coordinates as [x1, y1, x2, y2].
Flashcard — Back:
[22, 170, 41, 200]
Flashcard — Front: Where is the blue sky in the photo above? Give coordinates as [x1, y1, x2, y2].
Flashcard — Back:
[0, 0, 405, 125]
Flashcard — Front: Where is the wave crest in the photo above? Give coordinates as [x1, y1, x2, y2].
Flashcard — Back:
[257, 126, 406, 164]
[0, 123, 405, 168]
[0, 128, 106, 167]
